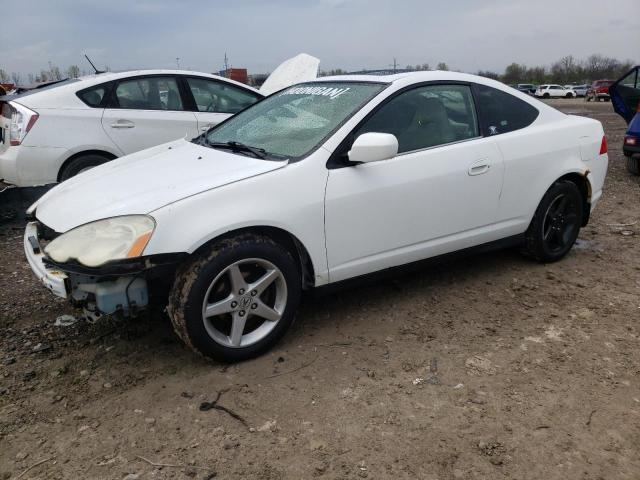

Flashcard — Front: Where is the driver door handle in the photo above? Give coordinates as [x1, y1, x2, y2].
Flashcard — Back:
[110, 120, 135, 129]
[468, 159, 490, 176]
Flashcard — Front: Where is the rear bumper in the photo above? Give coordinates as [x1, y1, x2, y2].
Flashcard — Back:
[623, 143, 640, 158]
[23, 221, 68, 298]
[0, 145, 67, 187]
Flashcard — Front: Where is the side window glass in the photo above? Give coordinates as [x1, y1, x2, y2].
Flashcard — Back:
[475, 84, 539, 135]
[114, 77, 184, 111]
[186, 78, 261, 114]
[77, 85, 108, 107]
[355, 84, 479, 154]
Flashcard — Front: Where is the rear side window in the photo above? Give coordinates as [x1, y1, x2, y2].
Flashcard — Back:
[77, 84, 109, 108]
[113, 76, 184, 111]
[474, 84, 539, 135]
[185, 77, 261, 114]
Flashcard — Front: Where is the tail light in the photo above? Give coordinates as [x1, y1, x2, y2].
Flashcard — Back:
[8, 102, 39, 146]
[625, 135, 637, 146]
[599, 135, 607, 155]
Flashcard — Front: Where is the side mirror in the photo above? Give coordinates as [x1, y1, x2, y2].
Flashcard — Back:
[348, 132, 398, 164]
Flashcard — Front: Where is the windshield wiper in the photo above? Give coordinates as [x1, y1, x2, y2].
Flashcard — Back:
[203, 139, 267, 159]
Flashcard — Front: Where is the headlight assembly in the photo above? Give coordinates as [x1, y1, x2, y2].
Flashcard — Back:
[44, 215, 155, 267]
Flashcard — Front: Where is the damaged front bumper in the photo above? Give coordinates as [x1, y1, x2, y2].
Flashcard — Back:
[24, 221, 69, 298]
[24, 221, 185, 317]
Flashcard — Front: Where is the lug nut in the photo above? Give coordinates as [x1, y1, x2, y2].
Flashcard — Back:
[251, 303, 258, 309]
[239, 310, 246, 317]
[231, 301, 238, 308]
[239, 288, 245, 295]
[251, 290, 257, 296]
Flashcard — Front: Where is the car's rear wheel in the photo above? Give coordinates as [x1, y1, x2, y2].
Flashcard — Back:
[167, 233, 301, 362]
[565, 93, 572, 98]
[626, 156, 640, 175]
[522, 180, 583, 263]
[59, 153, 112, 181]
[543, 93, 550, 98]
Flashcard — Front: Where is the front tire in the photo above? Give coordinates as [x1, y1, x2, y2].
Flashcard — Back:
[167, 234, 301, 362]
[522, 181, 583, 262]
[626, 156, 640, 175]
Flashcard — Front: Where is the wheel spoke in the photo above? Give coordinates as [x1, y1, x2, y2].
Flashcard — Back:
[204, 296, 235, 318]
[564, 213, 578, 226]
[556, 195, 569, 215]
[543, 223, 553, 241]
[229, 312, 247, 346]
[227, 264, 247, 293]
[252, 300, 281, 322]
[552, 228, 565, 247]
[248, 268, 281, 295]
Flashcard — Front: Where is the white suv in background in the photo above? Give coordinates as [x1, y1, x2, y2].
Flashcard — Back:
[0, 54, 318, 186]
[535, 84, 576, 99]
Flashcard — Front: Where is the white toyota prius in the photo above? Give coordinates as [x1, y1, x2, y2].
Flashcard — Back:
[24, 71, 608, 362]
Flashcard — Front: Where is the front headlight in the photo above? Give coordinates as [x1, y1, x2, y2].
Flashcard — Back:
[44, 215, 155, 267]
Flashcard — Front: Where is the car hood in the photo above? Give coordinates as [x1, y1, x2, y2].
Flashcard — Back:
[33, 139, 288, 232]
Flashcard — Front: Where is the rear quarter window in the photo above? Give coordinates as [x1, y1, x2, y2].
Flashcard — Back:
[77, 83, 110, 108]
[474, 84, 539, 136]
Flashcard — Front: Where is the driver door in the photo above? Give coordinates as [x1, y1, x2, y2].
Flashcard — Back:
[183, 77, 262, 133]
[324, 84, 504, 282]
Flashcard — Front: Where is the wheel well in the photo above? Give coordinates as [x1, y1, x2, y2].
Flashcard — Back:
[557, 172, 591, 226]
[57, 150, 117, 182]
[194, 226, 316, 290]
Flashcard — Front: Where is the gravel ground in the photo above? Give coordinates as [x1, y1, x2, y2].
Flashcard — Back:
[0, 99, 638, 480]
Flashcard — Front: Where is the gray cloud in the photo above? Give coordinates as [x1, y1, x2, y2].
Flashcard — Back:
[1, 0, 637, 76]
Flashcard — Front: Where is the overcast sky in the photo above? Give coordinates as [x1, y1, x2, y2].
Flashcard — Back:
[1, 0, 638, 76]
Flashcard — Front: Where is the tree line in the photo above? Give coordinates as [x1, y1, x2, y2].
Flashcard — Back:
[0, 64, 109, 86]
[1, 54, 634, 87]
[477, 54, 634, 85]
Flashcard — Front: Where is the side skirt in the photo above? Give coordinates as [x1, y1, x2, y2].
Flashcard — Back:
[312, 234, 525, 298]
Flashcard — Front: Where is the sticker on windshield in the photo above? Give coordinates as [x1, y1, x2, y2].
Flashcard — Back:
[281, 86, 350, 100]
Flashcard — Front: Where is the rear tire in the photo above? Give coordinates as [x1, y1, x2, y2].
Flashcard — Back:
[543, 93, 550, 99]
[522, 180, 583, 263]
[626, 156, 640, 176]
[59, 153, 112, 181]
[565, 93, 572, 98]
[167, 233, 301, 362]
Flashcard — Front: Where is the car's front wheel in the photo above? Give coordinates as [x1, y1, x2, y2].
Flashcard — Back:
[168, 234, 301, 362]
[522, 180, 583, 262]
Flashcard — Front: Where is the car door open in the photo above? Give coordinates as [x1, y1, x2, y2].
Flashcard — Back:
[324, 84, 504, 282]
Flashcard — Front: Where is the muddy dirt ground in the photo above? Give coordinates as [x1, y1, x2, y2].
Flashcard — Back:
[0, 99, 638, 480]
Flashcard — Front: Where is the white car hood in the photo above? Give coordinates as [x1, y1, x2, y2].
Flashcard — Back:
[34, 139, 287, 232]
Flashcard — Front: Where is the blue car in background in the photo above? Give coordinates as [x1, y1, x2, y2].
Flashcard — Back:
[610, 66, 640, 174]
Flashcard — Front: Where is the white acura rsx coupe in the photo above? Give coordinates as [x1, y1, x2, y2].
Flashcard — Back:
[24, 71, 608, 362]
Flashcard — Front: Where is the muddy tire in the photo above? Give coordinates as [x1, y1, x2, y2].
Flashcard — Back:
[59, 153, 112, 182]
[626, 156, 640, 176]
[167, 233, 301, 362]
[522, 180, 583, 263]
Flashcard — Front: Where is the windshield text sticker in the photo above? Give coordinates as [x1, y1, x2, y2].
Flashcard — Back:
[281, 86, 350, 99]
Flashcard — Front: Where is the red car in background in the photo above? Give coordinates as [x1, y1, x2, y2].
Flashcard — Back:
[586, 79, 613, 102]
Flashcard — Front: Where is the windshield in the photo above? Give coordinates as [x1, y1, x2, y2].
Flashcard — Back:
[204, 82, 387, 159]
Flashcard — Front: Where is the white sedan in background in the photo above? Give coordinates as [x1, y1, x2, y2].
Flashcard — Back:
[535, 84, 577, 98]
[0, 54, 319, 186]
[25, 71, 608, 362]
